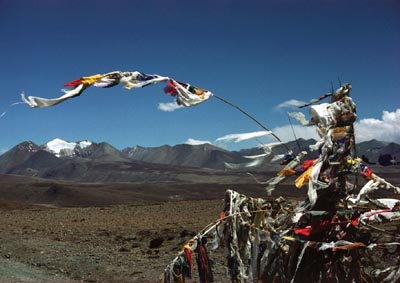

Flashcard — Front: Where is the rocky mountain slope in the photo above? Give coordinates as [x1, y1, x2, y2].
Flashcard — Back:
[122, 143, 247, 169]
[0, 138, 399, 183]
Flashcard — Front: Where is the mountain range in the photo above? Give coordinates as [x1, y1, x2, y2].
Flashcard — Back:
[0, 138, 399, 183]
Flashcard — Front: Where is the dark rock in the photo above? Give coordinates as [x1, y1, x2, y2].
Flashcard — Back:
[118, 247, 129, 252]
[180, 229, 196, 238]
[149, 237, 164, 249]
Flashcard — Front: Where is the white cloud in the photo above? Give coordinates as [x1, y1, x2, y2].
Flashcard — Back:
[216, 131, 272, 143]
[355, 109, 400, 143]
[276, 99, 307, 109]
[157, 102, 183, 112]
[271, 124, 320, 142]
[189, 109, 400, 151]
[185, 138, 212, 145]
[0, 147, 8, 154]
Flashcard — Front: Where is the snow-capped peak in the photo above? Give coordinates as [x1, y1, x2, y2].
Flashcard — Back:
[44, 138, 92, 157]
[78, 140, 92, 148]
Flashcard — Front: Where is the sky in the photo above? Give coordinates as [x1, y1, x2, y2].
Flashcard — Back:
[0, 0, 399, 154]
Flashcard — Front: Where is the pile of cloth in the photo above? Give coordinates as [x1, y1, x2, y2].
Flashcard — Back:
[161, 83, 400, 283]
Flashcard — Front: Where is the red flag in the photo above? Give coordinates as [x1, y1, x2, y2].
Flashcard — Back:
[64, 78, 83, 87]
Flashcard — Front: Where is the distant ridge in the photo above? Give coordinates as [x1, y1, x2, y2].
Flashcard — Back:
[357, 139, 400, 164]
[43, 138, 129, 161]
[122, 143, 247, 169]
[0, 138, 399, 182]
[0, 141, 41, 173]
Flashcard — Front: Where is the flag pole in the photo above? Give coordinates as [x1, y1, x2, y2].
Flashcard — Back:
[213, 94, 293, 154]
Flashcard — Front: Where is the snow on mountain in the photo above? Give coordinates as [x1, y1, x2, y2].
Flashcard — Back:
[44, 138, 92, 158]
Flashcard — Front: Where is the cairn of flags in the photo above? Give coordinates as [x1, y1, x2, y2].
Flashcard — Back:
[22, 72, 400, 282]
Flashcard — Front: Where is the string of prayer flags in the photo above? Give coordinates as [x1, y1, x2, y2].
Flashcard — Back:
[20, 72, 400, 282]
[21, 71, 213, 109]
[21, 73, 103, 108]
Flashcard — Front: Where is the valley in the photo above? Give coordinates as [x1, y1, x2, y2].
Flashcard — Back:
[0, 138, 399, 282]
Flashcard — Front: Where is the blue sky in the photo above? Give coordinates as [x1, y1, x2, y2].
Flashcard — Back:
[0, 0, 399, 153]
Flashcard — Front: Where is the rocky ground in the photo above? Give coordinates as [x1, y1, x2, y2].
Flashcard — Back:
[0, 164, 399, 283]
[0, 199, 229, 283]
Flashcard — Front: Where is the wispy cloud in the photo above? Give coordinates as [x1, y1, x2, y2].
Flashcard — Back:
[157, 102, 183, 112]
[355, 109, 400, 143]
[216, 131, 272, 143]
[0, 147, 8, 154]
[185, 138, 211, 145]
[276, 99, 307, 109]
[1, 101, 25, 118]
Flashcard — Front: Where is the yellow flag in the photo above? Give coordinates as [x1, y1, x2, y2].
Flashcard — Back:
[295, 166, 313, 188]
[277, 168, 296, 177]
[81, 74, 103, 86]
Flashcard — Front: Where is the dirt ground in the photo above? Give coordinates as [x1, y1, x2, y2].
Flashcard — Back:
[0, 166, 399, 283]
[0, 172, 303, 283]
[0, 200, 230, 283]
